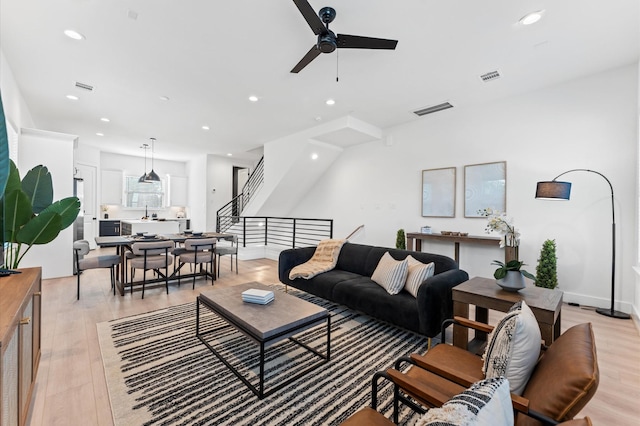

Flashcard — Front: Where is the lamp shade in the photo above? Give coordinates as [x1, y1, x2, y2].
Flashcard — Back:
[144, 169, 161, 182]
[535, 181, 571, 200]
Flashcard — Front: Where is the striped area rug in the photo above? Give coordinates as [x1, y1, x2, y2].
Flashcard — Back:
[97, 287, 431, 426]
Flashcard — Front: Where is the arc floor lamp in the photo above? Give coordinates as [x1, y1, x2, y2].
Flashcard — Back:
[535, 169, 630, 319]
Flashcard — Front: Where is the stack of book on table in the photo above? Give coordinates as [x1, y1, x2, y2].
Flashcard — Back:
[242, 288, 275, 305]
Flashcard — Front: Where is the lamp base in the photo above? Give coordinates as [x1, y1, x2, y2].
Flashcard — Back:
[596, 307, 631, 319]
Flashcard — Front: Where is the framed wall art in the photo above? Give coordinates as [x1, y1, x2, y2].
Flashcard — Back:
[464, 161, 506, 217]
[422, 167, 456, 217]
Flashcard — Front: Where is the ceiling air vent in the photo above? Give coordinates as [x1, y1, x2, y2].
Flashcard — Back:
[413, 102, 453, 117]
[75, 81, 94, 91]
[479, 70, 501, 82]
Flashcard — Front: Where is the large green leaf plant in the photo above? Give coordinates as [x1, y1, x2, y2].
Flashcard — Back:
[2, 159, 80, 268]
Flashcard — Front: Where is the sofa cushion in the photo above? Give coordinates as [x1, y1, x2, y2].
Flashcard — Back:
[404, 256, 435, 297]
[287, 269, 362, 300]
[332, 279, 420, 333]
[335, 243, 375, 276]
[482, 301, 541, 395]
[371, 252, 409, 295]
[415, 377, 513, 426]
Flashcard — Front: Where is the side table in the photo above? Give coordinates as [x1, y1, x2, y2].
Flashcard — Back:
[452, 276, 563, 350]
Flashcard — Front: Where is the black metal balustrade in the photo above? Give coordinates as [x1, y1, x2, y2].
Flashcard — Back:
[216, 216, 333, 249]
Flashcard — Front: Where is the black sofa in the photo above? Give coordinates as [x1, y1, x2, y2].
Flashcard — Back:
[278, 242, 469, 338]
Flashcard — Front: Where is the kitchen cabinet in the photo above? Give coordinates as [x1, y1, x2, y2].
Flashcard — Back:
[101, 169, 123, 205]
[120, 220, 179, 236]
[0, 268, 42, 426]
[169, 176, 188, 207]
[99, 220, 121, 236]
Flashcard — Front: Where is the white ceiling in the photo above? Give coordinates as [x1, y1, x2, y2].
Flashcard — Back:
[1, 0, 638, 162]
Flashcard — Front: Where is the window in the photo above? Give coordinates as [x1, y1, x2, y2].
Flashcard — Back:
[125, 176, 165, 208]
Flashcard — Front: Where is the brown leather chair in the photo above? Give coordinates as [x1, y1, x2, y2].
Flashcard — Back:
[340, 407, 593, 426]
[378, 320, 599, 425]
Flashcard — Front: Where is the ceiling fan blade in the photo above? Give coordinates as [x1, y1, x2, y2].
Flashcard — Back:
[336, 34, 398, 50]
[291, 45, 322, 73]
[293, 0, 325, 35]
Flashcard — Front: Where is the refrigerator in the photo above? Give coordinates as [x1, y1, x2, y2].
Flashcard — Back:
[73, 178, 84, 242]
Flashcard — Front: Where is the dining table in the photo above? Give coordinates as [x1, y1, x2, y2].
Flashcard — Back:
[95, 232, 235, 296]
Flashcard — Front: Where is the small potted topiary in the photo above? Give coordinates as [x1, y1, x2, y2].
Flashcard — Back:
[535, 239, 558, 289]
[396, 229, 406, 250]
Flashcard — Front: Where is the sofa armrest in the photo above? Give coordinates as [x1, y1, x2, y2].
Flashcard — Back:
[278, 247, 316, 283]
[416, 269, 469, 337]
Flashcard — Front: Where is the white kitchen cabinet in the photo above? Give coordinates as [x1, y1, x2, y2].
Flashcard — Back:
[169, 176, 188, 207]
[101, 170, 123, 205]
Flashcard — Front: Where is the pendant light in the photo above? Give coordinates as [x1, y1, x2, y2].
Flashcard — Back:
[144, 137, 161, 182]
[138, 143, 150, 183]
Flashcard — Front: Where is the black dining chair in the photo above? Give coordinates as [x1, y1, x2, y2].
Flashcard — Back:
[215, 234, 238, 277]
[176, 238, 217, 289]
[128, 240, 174, 298]
[73, 240, 120, 300]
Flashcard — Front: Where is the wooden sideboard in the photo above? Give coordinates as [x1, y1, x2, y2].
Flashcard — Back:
[0, 268, 42, 426]
[406, 232, 517, 265]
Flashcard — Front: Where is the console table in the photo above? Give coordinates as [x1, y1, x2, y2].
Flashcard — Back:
[0, 267, 42, 426]
[406, 232, 518, 265]
[452, 276, 563, 350]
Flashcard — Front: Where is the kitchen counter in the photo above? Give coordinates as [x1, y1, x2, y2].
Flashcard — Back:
[120, 219, 179, 235]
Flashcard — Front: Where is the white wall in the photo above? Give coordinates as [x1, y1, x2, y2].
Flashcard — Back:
[289, 64, 638, 314]
[18, 128, 77, 279]
[206, 154, 255, 230]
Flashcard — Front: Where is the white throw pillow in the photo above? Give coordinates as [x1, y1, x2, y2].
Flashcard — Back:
[415, 377, 514, 426]
[371, 252, 409, 295]
[403, 255, 435, 297]
[482, 301, 541, 395]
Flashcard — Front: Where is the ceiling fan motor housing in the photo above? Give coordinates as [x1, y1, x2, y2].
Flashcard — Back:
[317, 31, 337, 53]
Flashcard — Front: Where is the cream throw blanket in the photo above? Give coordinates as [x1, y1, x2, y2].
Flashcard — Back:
[288, 239, 347, 280]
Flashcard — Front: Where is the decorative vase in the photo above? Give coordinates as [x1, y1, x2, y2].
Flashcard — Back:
[496, 270, 525, 292]
[104, 213, 109, 219]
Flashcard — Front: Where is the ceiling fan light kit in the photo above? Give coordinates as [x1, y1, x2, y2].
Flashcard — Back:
[291, 0, 398, 73]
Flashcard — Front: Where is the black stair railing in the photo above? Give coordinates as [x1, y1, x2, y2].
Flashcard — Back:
[217, 216, 333, 249]
[217, 157, 264, 232]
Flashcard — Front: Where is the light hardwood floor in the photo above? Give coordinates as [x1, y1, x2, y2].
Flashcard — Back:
[26, 254, 640, 425]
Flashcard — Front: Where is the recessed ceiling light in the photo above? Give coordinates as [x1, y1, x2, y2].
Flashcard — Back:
[315, 116, 322, 122]
[519, 10, 545, 25]
[159, 95, 170, 101]
[64, 29, 85, 40]
[66, 95, 79, 100]
[248, 95, 259, 102]
[96, 132, 104, 136]
[311, 153, 319, 160]
[326, 99, 335, 106]
[227, 153, 233, 156]
[202, 125, 210, 130]
[100, 117, 110, 122]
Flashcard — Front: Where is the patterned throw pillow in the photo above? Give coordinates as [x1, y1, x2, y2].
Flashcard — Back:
[482, 301, 541, 395]
[371, 252, 409, 295]
[415, 377, 513, 426]
[403, 255, 435, 297]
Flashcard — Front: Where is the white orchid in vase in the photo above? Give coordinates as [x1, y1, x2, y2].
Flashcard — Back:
[479, 208, 520, 248]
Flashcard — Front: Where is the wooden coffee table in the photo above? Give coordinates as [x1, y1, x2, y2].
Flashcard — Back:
[196, 282, 330, 398]
[452, 277, 563, 350]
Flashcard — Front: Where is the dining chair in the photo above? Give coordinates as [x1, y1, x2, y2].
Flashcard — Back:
[215, 234, 238, 277]
[176, 238, 217, 289]
[73, 240, 120, 300]
[128, 240, 174, 298]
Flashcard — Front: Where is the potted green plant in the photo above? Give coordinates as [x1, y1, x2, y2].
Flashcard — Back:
[535, 239, 558, 289]
[2, 160, 80, 269]
[396, 229, 406, 250]
[491, 259, 536, 292]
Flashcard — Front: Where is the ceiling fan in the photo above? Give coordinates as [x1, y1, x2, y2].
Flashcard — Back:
[291, 0, 398, 73]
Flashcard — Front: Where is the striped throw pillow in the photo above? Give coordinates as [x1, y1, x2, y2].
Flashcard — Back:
[415, 377, 513, 426]
[371, 252, 409, 295]
[404, 256, 435, 297]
